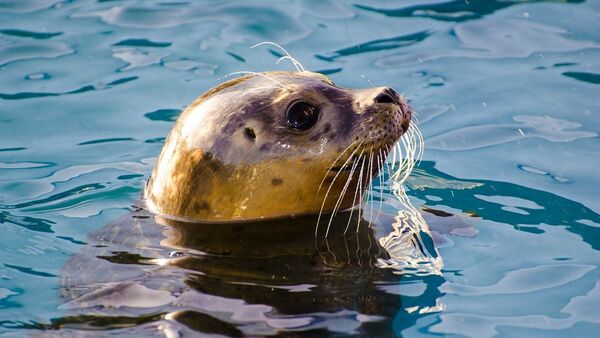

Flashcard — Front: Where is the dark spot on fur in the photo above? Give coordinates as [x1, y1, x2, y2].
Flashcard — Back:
[244, 127, 256, 140]
[323, 123, 331, 133]
[193, 200, 210, 211]
[199, 152, 221, 172]
[271, 178, 283, 186]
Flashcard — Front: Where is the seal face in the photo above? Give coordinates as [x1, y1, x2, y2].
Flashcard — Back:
[145, 71, 412, 222]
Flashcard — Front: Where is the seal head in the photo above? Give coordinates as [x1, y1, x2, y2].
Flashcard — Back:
[145, 71, 412, 222]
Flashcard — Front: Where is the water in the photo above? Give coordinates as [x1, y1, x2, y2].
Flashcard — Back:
[0, 0, 599, 336]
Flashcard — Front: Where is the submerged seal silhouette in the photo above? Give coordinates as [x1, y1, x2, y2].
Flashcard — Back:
[145, 70, 414, 223]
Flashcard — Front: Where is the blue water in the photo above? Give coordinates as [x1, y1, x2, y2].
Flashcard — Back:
[1, 0, 599, 336]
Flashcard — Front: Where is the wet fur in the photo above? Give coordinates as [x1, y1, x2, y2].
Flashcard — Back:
[145, 71, 412, 223]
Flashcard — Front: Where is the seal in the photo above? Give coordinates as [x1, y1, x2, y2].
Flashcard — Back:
[145, 70, 413, 223]
[59, 67, 443, 336]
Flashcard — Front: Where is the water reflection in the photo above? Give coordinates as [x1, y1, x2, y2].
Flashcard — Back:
[59, 204, 443, 336]
[355, 0, 584, 22]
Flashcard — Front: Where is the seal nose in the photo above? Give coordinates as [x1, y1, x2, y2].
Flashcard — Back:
[374, 88, 400, 105]
[372, 87, 412, 133]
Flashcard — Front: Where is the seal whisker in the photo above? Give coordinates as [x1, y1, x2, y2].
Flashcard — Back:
[223, 71, 287, 89]
[392, 141, 403, 174]
[375, 148, 385, 222]
[385, 145, 396, 176]
[411, 121, 425, 164]
[330, 159, 359, 219]
[399, 134, 413, 183]
[392, 131, 415, 184]
[276, 55, 302, 69]
[315, 143, 363, 237]
[400, 135, 410, 174]
[344, 154, 365, 234]
[325, 237, 337, 263]
[389, 142, 398, 172]
[317, 140, 361, 195]
[364, 146, 373, 230]
[373, 148, 386, 224]
[355, 156, 366, 234]
[409, 125, 420, 168]
[250, 42, 305, 72]
[343, 231, 351, 266]
[386, 144, 398, 177]
[384, 156, 394, 185]
[355, 231, 363, 267]
[390, 143, 397, 172]
[325, 158, 360, 238]
[398, 126, 419, 184]
[365, 217, 374, 266]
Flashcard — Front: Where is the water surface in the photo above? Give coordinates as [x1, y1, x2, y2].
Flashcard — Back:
[0, 0, 599, 337]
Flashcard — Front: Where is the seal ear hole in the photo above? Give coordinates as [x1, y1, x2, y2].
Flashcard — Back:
[244, 127, 256, 141]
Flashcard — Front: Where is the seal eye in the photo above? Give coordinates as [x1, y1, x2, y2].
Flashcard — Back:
[286, 101, 319, 131]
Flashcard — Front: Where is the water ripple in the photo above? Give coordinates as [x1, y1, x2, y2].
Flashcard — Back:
[0, 0, 59, 13]
[0, 41, 73, 66]
[2, 183, 105, 210]
[355, 0, 584, 22]
[78, 138, 135, 146]
[0, 76, 138, 100]
[0, 147, 26, 152]
[377, 19, 598, 66]
[563, 71, 600, 85]
[316, 30, 432, 62]
[428, 115, 597, 151]
[144, 109, 181, 122]
[441, 264, 594, 295]
[3, 264, 56, 278]
[517, 164, 572, 183]
[112, 47, 170, 72]
[0, 162, 52, 169]
[112, 38, 171, 48]
[0, 29, 62, 39]
[20, 185, 140, 218]
[72, 4, 306, 41]
[162, 59, 217, 75]
[0, 160, 153, 209]
[0, 210, 55, 233]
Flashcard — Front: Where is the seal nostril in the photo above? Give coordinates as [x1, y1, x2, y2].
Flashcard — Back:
[374, 92, 395, 104]
[374, 88, 401, 105]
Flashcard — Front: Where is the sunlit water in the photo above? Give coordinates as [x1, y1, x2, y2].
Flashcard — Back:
[1, 0, 599, 337]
